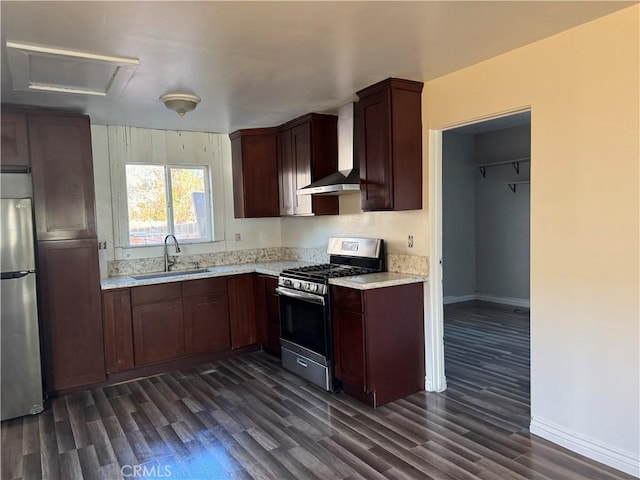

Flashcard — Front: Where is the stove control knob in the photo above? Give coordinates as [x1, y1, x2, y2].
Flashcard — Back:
[293, 281, 301, 289]
[312, 284, 319, 292]
[284, 279, 292, 287]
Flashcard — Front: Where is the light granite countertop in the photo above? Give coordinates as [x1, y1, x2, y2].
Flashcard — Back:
[328, 272, 427, 290]
[100, 261, 311, 290]
[101, 261, 427, 291]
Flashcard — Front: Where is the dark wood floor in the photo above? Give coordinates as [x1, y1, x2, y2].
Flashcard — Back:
[2, 301, 634, 480]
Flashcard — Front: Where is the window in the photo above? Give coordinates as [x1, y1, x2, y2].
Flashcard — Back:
[125, 164, 212, 245]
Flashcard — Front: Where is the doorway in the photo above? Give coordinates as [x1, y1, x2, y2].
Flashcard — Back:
[425, 110, 531, 408]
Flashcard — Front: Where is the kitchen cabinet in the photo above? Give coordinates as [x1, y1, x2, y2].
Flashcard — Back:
[102, 289, 134, 374]
[132, 283, 185, 366]
[38, 239, 106, 392]
[255, 274, 281, 357]
[356, 78, 423, 212]
[28, 112, 97, 240]
[107, 275, 260, 372]
[228, 274, 257, 348]
[183, 278, 230, 355]
[1, 110, 29, 166]
[332, 282, 425, 407]
[277, 113, 339, 216]
[230, 128, 279, 218]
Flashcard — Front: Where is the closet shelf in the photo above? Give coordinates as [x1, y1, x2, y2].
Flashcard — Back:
[506, 180, 530, 193]
[476, 157, 530, 177]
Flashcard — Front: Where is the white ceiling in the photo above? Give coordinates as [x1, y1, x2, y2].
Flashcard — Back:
[0, 1, 633, 134]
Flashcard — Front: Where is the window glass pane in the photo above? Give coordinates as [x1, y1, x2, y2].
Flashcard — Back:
[170, 167, 210, 241]
[126, 165, 168, 245]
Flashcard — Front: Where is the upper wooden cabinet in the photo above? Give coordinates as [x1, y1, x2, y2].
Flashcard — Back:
[1, 110, 30, 166]
[230, 128, 279, 218]
[356, 78, 423, 211]
[28, 112, 97, 240]
[277, 113, 339, 216]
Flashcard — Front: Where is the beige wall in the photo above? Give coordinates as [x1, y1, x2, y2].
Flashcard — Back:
[426, 5, 639, 469]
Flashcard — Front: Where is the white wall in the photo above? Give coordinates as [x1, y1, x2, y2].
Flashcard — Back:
[475, 125, 530, 301]
[280, 194, 428, 255]
[90, 126, 282, 262]
[426, 6, 639, 475]
[442, 131, 476, 298]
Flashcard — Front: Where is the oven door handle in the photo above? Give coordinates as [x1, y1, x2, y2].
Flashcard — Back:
[276, 287, 326, 306]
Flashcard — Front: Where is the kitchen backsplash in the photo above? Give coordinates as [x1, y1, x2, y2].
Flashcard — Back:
[107, 247, 429, 277]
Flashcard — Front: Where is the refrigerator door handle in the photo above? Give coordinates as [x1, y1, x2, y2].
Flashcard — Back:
[0, 271, 33, 280]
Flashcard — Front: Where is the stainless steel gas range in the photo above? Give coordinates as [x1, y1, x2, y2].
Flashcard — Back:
[277, 237, 384, 391]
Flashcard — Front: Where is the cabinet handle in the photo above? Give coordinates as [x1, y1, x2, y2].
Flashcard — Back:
[296, 358, 308, 368]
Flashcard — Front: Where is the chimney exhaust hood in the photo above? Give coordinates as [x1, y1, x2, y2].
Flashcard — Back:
[297, 102, 360, 196]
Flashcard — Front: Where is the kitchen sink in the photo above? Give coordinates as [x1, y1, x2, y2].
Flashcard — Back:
[131, 269, 209, 280]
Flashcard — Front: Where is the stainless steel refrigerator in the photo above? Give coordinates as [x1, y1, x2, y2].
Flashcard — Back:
[1, 173, 44, 421]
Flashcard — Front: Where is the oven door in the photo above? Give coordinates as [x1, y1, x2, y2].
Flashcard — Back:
[277, 286, 329, 361]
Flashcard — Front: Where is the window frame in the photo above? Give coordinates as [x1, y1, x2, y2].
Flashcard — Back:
[124, 162, 214, 246]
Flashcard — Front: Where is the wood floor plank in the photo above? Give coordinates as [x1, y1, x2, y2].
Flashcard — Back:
[1, 300, 634, 480]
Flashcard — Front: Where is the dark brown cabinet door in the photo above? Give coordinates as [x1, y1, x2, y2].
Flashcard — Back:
[277, 129, 294, 216]
[357, 90, 393, 211]
[102, 289, 134, 374]
[183, 293, 230, 355]
[38, 239, 106, 392]
[291, 121, 312, 215]
[228, 274, 257, 348]
[255, 275, 281, 357]
[356, 78, 423, 212]
[132, 299, 185, 366]
[333, 308, 366, 390]
[28, 113, 97, 240]
[230, 128, 279, 218]
[1, 110, 29, 166]
[277, 114, 338, 217]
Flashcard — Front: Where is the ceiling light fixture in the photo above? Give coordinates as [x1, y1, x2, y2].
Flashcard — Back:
[160, 93, 201, 117]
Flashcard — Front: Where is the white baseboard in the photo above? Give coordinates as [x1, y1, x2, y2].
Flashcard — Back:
[443, 294, 477, 304]
[475, 294, 530, 308]
[530, 417, 640, 478]
[425, 374, 447, 393]
[443, 293, 530, 308]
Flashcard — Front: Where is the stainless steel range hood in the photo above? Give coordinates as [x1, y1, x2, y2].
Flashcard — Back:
[298, 102, 360, 196]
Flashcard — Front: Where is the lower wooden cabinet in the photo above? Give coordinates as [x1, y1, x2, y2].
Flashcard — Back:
[102, 289, 134, 374]
[228, 274, 257, 348]
[332, 282, 425, 407]
[103, 274, 262, 375]
[333, 308, 366, 390]
[183, 292, 230, 355]
[38, 239, 106, 392]
[255, 274, 281, 357]
[133, 299, 185, 367]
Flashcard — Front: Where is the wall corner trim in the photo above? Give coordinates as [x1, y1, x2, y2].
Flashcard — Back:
[530, 416, 640, 478]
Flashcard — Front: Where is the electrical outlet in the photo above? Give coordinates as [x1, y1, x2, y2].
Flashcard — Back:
[408, 235, 414, 248]
[235, 233, 241, 242]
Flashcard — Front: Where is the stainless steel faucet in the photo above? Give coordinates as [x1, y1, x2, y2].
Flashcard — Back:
[163, 234, 181, 271]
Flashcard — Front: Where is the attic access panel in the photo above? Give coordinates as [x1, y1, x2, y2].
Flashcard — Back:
[6, 40, 139, 96]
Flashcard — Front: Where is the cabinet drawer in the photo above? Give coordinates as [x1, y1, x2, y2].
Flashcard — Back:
[182, 277, 227, 298]
[331, 286, 363, 312]
[131, 282, 182, 305]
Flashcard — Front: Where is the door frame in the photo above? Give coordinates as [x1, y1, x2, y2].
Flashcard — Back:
[426, 108, 531, 392]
